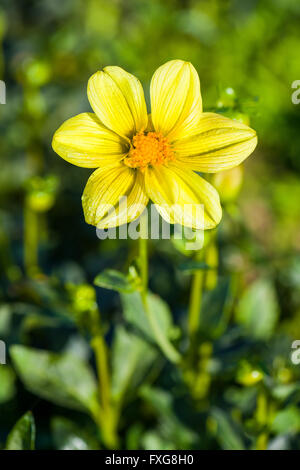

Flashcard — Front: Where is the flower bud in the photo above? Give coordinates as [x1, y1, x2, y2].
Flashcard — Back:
[236, 361, 263, 386]
[212, 165, 244, 203]
[25, 175, 59, 213]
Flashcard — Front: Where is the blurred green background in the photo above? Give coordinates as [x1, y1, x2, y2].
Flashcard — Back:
[0, 0, 300, 450]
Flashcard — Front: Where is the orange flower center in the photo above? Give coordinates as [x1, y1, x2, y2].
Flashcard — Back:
[124, 131, 174, 171]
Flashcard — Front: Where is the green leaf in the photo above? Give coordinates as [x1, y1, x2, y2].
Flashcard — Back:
[236, 279, 279, 340]
[271, 406, 300, 434]
[140, 386, 197, 448]
[141, 431, 174, 450]
[6, 411, 35, 450]
[121, 291, 180, 363]
[0, 366, 16, 404]
[267, 435, 292, 450]
[210, 407, 245, 450]
[10, 345, 99, 415]
[271, 383, 300, 401]
[178, 261, 211, 273]
[94, 269, 137, 293]
[120, 291, 172, 342]
[51, 417, 100, 450]
[111, 326, 157, 402]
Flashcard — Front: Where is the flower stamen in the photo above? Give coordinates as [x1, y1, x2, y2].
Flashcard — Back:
[124, 131, 174, 172]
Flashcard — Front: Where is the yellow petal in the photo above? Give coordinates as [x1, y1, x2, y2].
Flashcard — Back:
[87, 66, 148, 139]
[144, 163, 222, 229]
[52, 113, 128, 168]
[150, 60, 202, 141]
[174, 112, 257, 172]
[82, 165, 148, 228]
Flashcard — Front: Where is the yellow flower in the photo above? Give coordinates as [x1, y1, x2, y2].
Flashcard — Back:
[52, 60, 257, 230]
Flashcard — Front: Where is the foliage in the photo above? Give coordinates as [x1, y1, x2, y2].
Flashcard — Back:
[0, 0, 300, 451]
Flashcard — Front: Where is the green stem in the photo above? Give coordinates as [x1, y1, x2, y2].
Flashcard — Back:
[24, 203, 39, 276]
[139, 215, 181, 364]
[188, 250, 204, 337]
[139, 230, 148, 304]
[91, 331, 111, 415]
[204, 230, 218, 291]
[255, 390, 269, 450]
[90, 307, 118, 449]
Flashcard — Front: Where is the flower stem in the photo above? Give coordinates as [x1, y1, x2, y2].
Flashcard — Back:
[139, 213, 181, 364]
[255, 390, 269, 450]
[188, 249, 204, 338]
[91, 329, 111, 415]
[24, 203, 39, 276]
[90, 307, 118, 448]
[139, 219, 148, 304]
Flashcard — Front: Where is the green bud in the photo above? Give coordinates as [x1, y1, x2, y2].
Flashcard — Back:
[212, 165, 244, 203]
[23, 58, 51, 87]
[25, 175, 59, 213]
[236, 361, 263, 386]
[69, 283, 97, 313]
